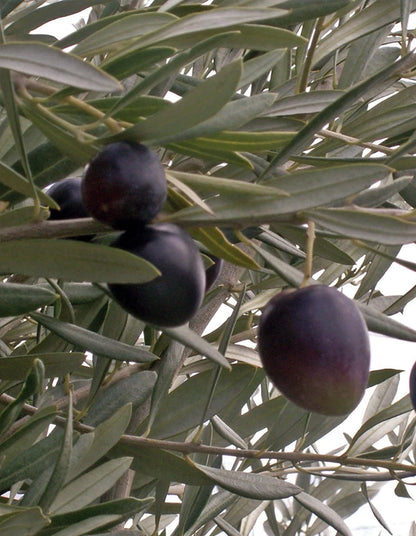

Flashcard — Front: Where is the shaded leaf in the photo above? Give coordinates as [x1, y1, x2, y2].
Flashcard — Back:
[0, 239, 160, 283]
[190, 462, 301, 500]
[0, 282, 57, 316]
[49, 457, 133, 514]
[31, 312, 158, 363]
[294, 492, 352, 536]
[0, 43, 121, 92]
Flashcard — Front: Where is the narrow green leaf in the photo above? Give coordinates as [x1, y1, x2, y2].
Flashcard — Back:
[48, 497, 154, 535]
[265, 90, 343, 117]
[168, 169, 286, 197]
[126, 8, 290, 50]
[0, 507, 50, 536]
[190, 462, 301, 500]
[294, 492, 352, 536]
[361, 482, 393, 534]
[211, 415, 248, 450]
[145, 341, 184, 435]
[166, 92, 277, 142]
[84, 372, 156, 426]
[73, 12, 177, 56]
[170, 164, 390, 225]
[31, 313, 158, 363]
[0, 239, 160, 283]
[0, 43, 121, 92]
[107, 31, 240, 118]
[0, 406, 57, 466]
[347, 395, 412, 455]
[146, 365, 263, 441]
[19, 102, 97, 165]
[268, 53, 416, 167]
[162, 324, 230, 369]
[239, 49, 287, 89]
[4, 0, 109, 36]
[0, 282, 57, 317]
[70, 405, 132, 482]
[48, 515, 120, 536]
[49, 457, 133, 514]
[109, 60, 242, 144]
[305, 207, 416, 245]
[0, 359, 44, 437]
[38, 390, 73, 512]
[118, 442, 210, 484]
[183, 490, 237, 536]
[0, 429, 63, 490]
[0, 154, 53, 204]
[358, 300, 416, 341]
[189, 130, 295, 152]
[0, 353, 85, 380]
[314, 0, 411, 65]
[192, 226, 260, 270]
[0, 66, 33, 187]
[0, 207, 51, 229]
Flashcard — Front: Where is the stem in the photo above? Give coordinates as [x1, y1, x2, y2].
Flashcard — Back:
[1, 392, 415, 480]
[15, 76, 127, 135]
[300, 220, 315, 287]
[317, 128, 395, 155]
[296, 17, 324, 94]
[0, 218, 110, 242]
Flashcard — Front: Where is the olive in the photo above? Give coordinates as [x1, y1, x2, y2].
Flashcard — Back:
[409, 361, 416, 411]
[47, 177, 92, 241]
[258, 285, 371, 416]
[81, 141, 167, 230]
[108, 223, 205, 327]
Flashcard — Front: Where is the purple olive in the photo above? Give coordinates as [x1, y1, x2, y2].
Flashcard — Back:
[82, 141, 167, 230]
[47, 177, 92, 241]
[108, 223, 205, 327]
[258, 285, 371, 416]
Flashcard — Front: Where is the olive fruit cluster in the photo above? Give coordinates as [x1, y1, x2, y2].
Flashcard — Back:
[48, 141, 209, 327]
[258, 285, 371, 416]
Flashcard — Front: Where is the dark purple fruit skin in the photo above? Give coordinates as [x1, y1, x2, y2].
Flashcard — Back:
[48, 177, 89, 220]
[258, 285, 371, 416]
[205, 255, 223, 292]
[47, 177, 92, 241]
[81, 141, 167, 230]
[410, 361, 416, 411]
[108, 223, 205, 327]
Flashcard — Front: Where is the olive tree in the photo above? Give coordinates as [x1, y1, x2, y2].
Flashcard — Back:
[0, 1, 416, 534]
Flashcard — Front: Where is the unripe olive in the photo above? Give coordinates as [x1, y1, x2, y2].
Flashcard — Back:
[258, 285, 371, 416]
[81, 141, 167, 230]
[108, 223, 205, 327]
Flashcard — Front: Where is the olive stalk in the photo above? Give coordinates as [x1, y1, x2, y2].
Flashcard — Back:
[0, 392, 415, 481]
[300, 220, 315, 287]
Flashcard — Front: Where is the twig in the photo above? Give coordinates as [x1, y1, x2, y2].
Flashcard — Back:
[1, 392, 415, 480]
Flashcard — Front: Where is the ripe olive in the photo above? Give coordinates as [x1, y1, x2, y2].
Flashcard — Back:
[258, 285, 371, 416]
[47, 177, 92, 241]
[108, 223, 205, 327]
[81, 141, 167, 230]
[410, 361, 416, 411]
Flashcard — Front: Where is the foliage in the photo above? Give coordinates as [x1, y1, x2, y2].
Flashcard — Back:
[0, 0, 416, 534]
